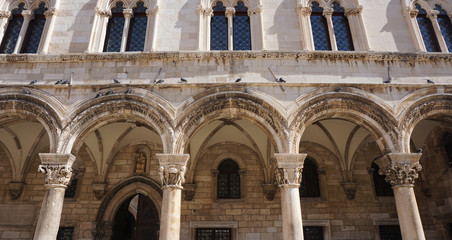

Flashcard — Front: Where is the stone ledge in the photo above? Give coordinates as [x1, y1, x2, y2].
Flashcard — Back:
[1, 51, 452, 63]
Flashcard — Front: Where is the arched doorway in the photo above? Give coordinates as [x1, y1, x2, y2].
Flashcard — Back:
[111, 194, 159, 240]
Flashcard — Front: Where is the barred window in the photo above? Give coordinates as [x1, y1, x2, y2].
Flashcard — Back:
[310, 2, 331, 50]
[0, 4, 25, 54]
[435, 5, 452, 51]
[233, 1, 251, 50]
[104, 2, 125, 52]
[57, 226, 74, 240]
[217, 159, 240, 199]
[127, 2, 147, 51]
[300, 158, 320, 198]
[331, 2, 354, 51]
[379, 225, 402, 240]
[211, 1, 228, 50]
[303, 226, 324, 240]
[196, 228, 231, 240]
[21, 3, 47, 53]
[372, 162, 393, 197]
[416, 4, 441, 52]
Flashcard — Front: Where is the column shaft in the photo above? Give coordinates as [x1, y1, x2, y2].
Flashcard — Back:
[160, 187, 182, 240]
[280, 185, 303, 240]
[33, 186, 66, 240]
[393, 186, 425, 240]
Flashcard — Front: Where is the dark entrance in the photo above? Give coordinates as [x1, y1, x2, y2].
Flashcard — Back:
[111, 194, 159, 240]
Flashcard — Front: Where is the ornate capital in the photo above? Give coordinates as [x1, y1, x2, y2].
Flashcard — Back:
[262, 183, 277, 201]
[345, 6, 362, 16]
[123, 9, 133, 18]
[323, 8, 333, 16]
[22, 10, 33, 20]
[95, 7, 111, 17]
[157, 154, 190, 189]
[8, 182, 25, 200]
[0, 11, 11, 18]
[38, 154, 75, 186]
[272, 153, 307, 186]
[205, 8, 213, 17]
[92, 182, 108, 200]
[299, 6, 312, 16]
[225, 7, 235, 17]
[428, 10, 439, 20]
[248, 5, 262, 16]
[408, 8, 419, 18]
[146, 5, 159, 16]
[44, 8, 57, 18]
[182, 183, 196, 201]
[197, 5, 205, 15]
[375, 153, 422, 186]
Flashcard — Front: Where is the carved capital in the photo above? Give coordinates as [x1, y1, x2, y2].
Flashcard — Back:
[345, 6, 362, 16]
[38, 154, 75, 186]
[375, 153, 422, 186]
[409, 8, 419, 18]
[428, 10, 439, 20]
[123, 9, 133, 18]
[182, 183, 196, 201]
[8, 182, 25, 200]
[261, 183, 277, 201]
[225, 7, 235, 17]
[157, 154, 190, 189]
[146, 5, 159, 16]
[44, 8, 57, 18]
[95, 7, 111, 17]
[341, 182, 357, 200]
[0, 11, 11, 18]
[323, 8, 333, 16]
[22, 10, 33, 20]
[197, 5, 205, 15]
[92, 183, 108, 200]
[300, 6, 312, 16]
[205, 8, 213, 17]
[248, 5, 262, 16]
[272, 153, 307, 186]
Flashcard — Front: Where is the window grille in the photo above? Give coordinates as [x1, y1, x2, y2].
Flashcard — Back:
[416, 4, 441, 52]
[127, 2, 147, 51]
[303, 226, 324, 240]
[310, 2, 331, 50]
[196, 228, 231, 240]
[0, 4, 25, 53]
[21, 3, 47, 53]
[104, 2, 125, 52]
[217, 159, 240, 199]
[332, 2, 354, 51]
[300, 158, 320, 198]
[57, 227, 74, 240]
[211, 1, 228, 50]
[435, 5, 452, 51]
[379, 225, 402, 240]
[372, 162, 393, 197]
[233, 1, 251, 50]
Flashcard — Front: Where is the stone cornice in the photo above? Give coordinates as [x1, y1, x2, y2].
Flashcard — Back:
[1, 51, 452, 63]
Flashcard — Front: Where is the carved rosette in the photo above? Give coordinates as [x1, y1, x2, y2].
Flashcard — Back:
[38, 154, 76, 187]
[157, 154, 190, 189]
[272, 153, 307, 187]
[375, 153, 422, 186]
[8, 182, 25, 200]
[182, 183, 197, 201]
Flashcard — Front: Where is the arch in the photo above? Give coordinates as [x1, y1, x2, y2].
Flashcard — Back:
[61, 92, 174, 154]
[290, 91, 399, 154]
[0, 90, 63, 153]
[29, 0, 50, 10]
[94, 176, 162, 239]
[399, 93, 452, 153]
[175, 89, 288, 154]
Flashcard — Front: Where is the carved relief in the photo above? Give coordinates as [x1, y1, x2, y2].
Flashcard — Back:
[38, 154, 75, 186]
[182, 183, 197, 201]
[8, 182, 25, 200]
[92, 183, 108, 200]
[272, 153, 307, 186]
[261, 183, 277, 201]
[157, 154, 190, 189]
[375, 153, 422, 186]
[341, 182, 357, 200]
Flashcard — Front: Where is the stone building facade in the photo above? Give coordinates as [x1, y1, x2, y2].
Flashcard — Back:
[0, 0, 452, 239]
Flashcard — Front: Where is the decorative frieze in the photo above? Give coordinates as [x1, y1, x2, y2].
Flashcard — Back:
[157, 154, 190, 189]
[272, 153, 307, 186]
[375, 153, 422, 186]
[38, 153, 75, 186]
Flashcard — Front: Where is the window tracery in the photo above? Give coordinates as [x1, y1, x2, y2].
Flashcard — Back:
[402, 0, 452, 52]
[0, 0, 57, 54]
[297, 0, 369, 51]
[87, 0, 159, 52]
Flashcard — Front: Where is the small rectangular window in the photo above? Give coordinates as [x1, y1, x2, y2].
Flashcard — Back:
[303, 226, 324, 240]
[196, 228, 231, 240]
[57, 226, 74, 240]
[379, 225, 402, 240]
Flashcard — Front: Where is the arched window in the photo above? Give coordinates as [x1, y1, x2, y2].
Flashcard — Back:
[0, 4, 25, 54]
[331, 2, 354, 51]
[443, 132, 452, 168]
[415, 4, 441, 52]
[310, 2, 331, 50]
[210, 1, 228, 50]
[300, 158, 320, 198]
[217, 159, 240, 199]
[104, 2, 125, 52]
[232, 1, 251, 50]
[371, 162, 393, 197]
[127, 2, 147, 51]
[435, 5, 452, 51]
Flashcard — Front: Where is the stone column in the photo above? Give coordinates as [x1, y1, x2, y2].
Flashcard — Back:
[323, 8, 337, 51]
[39, 8, 57, 54]
[120, 9, 133, 52]
[0, 11, 11, 43]
[297, 6, 314, 50]
[273, 153, 307, 240]
[375, 153, 425, 240]
[427, 11, 448, 52]
[156, 154, 190, 240]
[144, 6, 159, 52]
[225, 7, 235, 50]
[205, 8, 213, 50]
[14, 10, 33, 54]
[33, 153, 75, 240]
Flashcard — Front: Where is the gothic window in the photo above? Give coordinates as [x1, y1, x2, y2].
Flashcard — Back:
[415, 4, 441, 52]
[379, 225, 402, 240]
[127, 2, 147, 51]
[300, 158, 321, 198]
[310, 2, 331, 50]
[435, 5, 452, 52]
[104, 2, 125, 52]
[331, 2, 354, 51]
[372, 162, 393, 197]
[210, 1, 228, 50]
[303, 226, 324, 240]
[0, 4, 25, 54]
[196, 228, 232, 240]
[217, 159, 240, 199]
[57, 226, 74, 240]
[21, 3, 47, 53]
[443, 132, 452, 168]
[232, 1, 251, 50]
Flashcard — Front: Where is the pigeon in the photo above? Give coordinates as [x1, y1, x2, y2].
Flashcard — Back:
[155, 79, 164, 84]
[277, 77, 286, 83]
[235, 78, 242, 83]
[383, 79, 391, 84]
[23, 89, 31, 94]
[427, 79, 434, 84]
[180, 78, 187, 83]
[113, 79, 120, 84]
[55, 79, 63, 84]
[95, 93, 103, 98]
[416, 148, 422, 153]
[61, 80, 70, 85]
[125, 88, 132, 94]
[29, 80, 37, 85]
[105, 90, 114, 95]
[334, 87, 342, 92]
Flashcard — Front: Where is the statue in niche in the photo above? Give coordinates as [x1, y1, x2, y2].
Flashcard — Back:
[135, 151, 146, 173]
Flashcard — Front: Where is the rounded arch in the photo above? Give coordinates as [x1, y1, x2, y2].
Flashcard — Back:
[212, 152, 247, 170]
[94, 176, 162, 239]
[0, 91, 63, 153]
[399, 93, 452, 153]
[290, 92, 399, 154]
[61, 93, 174, 154]
[175, 90, 288, 154]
